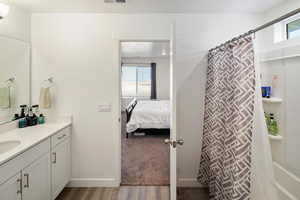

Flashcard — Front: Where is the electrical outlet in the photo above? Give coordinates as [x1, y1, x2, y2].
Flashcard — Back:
[98, 104, 112, 112]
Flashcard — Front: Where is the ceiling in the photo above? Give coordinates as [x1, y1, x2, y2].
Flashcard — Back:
[9, 0, 286, 13]
[121, 42, 170, 58]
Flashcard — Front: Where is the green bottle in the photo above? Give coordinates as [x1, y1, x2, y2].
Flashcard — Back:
[38, 114, 45, 124]
[265, 113, 271, 132]
[269, 115, 279, 136]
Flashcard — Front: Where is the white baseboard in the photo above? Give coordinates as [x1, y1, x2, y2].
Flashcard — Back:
[67, 177, 204, 188]
[67, 178, 120, 188]
[178, 178, 205, 188]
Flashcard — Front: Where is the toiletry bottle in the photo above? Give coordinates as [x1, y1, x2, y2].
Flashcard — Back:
[18, 105, 28, 128]
[265, 86, 271, 98]
[272, 75, 279, 97]
[18, 118, 27, 128]
[268, 113, 274, 133]
[269, 114, 279, 136]
[31, 105, 39, 126]
[20, 105, 27, 118]
[26, 107, 34, 126]
[265, 112, 271, 130]
[38, 114, 45, 124]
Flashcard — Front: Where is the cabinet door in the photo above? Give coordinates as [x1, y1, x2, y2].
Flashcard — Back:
[52, 138, 71, 199]
[0, 173, 22, 200]
[22, 153, 51, 200]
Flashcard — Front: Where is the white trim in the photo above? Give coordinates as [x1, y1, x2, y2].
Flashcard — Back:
[169, 22, 177, 200]
[274, 162, 300, 200]
[276, 183, 298, 200]
[115, 37, 172, 192]
[178, 178, 205, 188]
[67, 178, 119, 188]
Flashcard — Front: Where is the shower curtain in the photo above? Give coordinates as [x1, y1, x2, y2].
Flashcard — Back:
[197, 35, 278, 200]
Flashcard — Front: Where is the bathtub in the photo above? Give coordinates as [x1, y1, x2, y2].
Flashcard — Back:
[273, 162, 300, 200]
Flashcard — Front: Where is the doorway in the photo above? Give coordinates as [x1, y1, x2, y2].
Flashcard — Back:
[118, 41, 171, 186]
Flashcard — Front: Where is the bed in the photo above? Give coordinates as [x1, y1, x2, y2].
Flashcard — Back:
[125, 99, 170, 138]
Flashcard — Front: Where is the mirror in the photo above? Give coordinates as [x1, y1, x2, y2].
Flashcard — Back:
[0, 36, 30, 124]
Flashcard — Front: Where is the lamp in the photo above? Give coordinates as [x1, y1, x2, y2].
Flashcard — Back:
[0, 2, 9, 19]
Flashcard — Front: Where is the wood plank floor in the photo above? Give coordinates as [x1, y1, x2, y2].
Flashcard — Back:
[56, 186, 169, 200]
[55, 187, 209, 200]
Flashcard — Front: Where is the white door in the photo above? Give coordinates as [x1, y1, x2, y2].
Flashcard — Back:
[0, 173, 22, 200]
[168, 23, 182, 200]
[22, 153, 51, 200]
[51, 139, 71, 200]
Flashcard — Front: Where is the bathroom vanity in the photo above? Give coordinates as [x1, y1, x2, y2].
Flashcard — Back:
[0, 120, 71, 200]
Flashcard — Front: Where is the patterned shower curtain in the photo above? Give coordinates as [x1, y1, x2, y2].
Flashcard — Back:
[198, 35, 256, 200]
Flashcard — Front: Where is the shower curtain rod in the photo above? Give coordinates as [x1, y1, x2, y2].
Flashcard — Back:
[210, 7, 300, 52]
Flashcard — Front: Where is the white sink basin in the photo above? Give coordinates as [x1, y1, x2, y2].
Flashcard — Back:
[0, 140, 21, 154]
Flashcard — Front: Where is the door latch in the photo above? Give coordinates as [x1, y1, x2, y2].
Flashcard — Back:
[164, 139, 184, 148]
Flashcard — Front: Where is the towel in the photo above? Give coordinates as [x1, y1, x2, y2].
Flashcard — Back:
[39, 87, 51, 109]
[0, 87, 10, 109]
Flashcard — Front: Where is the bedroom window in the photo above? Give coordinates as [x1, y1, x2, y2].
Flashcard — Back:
[122, 65, 152, 98]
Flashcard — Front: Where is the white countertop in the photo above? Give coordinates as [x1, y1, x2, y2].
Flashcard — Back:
[0, 121, 71, 166]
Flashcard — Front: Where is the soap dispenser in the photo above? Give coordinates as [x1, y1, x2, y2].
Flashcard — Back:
[18, 105, 28, 128]
[26, 107, 34, 126]
[20, 105, 27, 118]
[31, 105, 39, 126]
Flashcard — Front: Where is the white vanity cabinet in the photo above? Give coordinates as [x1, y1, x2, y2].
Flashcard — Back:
[0, 173, 22, 200]
[22, 153, 51, 200]
[51, 128, 71, 200]
[0, 125, 71, 200]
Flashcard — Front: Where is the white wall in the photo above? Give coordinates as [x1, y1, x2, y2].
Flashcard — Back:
[0, 5, 30, 42]
[31, 13, 262, 187]
[121, 57, 170, 99]
[31, 14, 171, 186]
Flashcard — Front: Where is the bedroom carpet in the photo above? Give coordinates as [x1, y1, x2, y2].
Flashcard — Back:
[121, 113, 170, 186]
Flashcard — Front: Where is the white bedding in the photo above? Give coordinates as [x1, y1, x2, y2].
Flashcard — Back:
[126, 100, 170, 133]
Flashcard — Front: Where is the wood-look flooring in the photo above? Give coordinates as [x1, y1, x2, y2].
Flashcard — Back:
[55, 187, 209, 200]
[55, 186, 169, 200]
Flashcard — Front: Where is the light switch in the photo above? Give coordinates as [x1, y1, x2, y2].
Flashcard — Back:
[98, 104, 112, 112]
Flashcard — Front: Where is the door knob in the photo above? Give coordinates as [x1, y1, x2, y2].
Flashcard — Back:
[164, 139, 184, 148]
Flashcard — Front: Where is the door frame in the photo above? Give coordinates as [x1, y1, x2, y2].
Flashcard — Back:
[114, 32, 176, 200]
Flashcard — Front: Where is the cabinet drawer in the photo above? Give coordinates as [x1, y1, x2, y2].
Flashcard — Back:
[51, 127, 70, 148]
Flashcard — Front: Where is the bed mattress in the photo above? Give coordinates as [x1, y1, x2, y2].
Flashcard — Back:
[126, 100, 170, 133]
